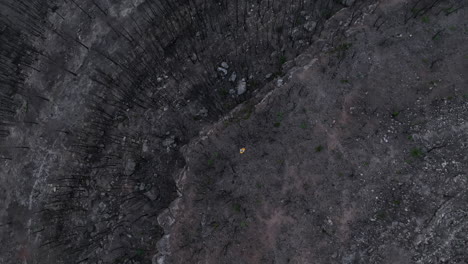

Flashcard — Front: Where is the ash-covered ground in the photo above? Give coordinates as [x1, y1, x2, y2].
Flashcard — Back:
[0, 0, 467, 263]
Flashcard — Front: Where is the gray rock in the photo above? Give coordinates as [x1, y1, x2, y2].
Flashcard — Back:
[156, 235, 171, 254]
[291, 28, 301, 38]
[342, 0, 355, 6]
[198, 107, 208, 117]
[162, 136, 175, 147]
[237, 78, 247, 95]
[144, 189, 159, 201]
[217, 67, 228, 75]
[158, 209, 175, 232]
[124, 159, 136, 175]
[277, 78, 284, 87]
[157, 255, 165, 264]
[229, 72, 237, 82]
[221, 62, 229, 69]
[152, 255, 158, 264]
[303, 21, 317, 32]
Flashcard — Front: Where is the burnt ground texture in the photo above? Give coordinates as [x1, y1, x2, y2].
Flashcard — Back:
[0, 0, 467, 263]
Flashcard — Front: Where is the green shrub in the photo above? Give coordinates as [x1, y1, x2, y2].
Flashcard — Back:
[279, 55, 287, 65]
[233, 203, 241, 212]
[315, 145, 324, 152]
[410, 148, 423, 158]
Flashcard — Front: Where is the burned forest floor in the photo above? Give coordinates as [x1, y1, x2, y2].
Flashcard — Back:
[0, 0, 468, 263]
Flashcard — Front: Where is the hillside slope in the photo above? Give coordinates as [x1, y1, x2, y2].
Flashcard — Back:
[0, 0, 467, 263]
[160, 1, 468, 263]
